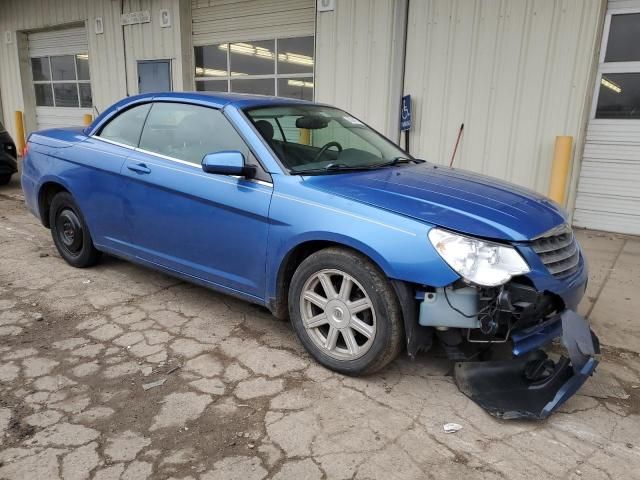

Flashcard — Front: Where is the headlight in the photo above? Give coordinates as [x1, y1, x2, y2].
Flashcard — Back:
[428, 228, 530, 287]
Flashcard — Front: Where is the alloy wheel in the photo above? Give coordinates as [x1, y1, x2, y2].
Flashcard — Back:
[299, 269, 377, 360]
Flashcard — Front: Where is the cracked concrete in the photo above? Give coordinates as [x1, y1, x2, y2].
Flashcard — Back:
[1, 176, 640, 479]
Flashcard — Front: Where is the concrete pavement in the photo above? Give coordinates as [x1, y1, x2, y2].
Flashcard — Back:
[1, 174, 639, 480]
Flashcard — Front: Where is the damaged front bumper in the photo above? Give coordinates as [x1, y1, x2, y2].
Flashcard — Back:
[397, 239, 597, 420]
[454, 310, 599, 420]
[399, 225, 597, 419]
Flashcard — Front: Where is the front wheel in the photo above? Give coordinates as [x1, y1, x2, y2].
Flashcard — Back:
[49, 192, 101, 268]
[288, 247, 404, 375]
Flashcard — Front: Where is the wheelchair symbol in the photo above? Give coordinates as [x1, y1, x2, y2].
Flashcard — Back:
[401, 103, 410, 120]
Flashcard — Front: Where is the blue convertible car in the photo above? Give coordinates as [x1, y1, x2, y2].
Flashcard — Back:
[22, 92, 598, 419]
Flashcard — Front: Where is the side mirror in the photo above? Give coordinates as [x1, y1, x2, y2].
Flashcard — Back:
[201, 151, 254, 177]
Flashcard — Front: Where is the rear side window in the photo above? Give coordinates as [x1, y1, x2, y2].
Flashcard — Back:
[98, 103, 151, 147]
[138, 102, 249, 165]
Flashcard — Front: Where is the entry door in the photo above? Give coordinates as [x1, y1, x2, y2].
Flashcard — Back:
[121, 102, 273, 299]
[138, 60, 172, 93]
[574, 4, 640, 235]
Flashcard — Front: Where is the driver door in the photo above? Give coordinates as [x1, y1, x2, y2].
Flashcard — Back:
[121, 102, 273, 299]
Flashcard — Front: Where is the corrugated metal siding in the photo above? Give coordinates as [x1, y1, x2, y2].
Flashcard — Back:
[0, 0, 190, 140]
[86, 0, 128, 112]
[122, 0, 190, 94]
[403, 0, 604, 197]
[191, 0, 315, 45]
[314, 0, 407, 138]
[0, 0, 124, 139]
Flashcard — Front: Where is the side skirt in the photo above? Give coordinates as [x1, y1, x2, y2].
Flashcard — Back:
[94, 243, 267, 309]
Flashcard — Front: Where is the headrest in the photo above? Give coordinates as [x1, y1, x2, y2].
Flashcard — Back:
[254, 120, 274, 141]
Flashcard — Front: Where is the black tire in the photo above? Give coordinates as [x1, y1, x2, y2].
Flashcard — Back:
[288, 247, 404, 376]
[0, 174, 11, 185]
[49, 192, 101, 268]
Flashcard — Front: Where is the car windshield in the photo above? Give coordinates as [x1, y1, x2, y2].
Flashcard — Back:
[245, 105, 412, 174]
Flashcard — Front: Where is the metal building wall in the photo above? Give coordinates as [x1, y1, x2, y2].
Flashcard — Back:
[314, 0, 408, 139]
[0, 0, 190, 140]
[0, 0, 121, 139]
[122, 0, 192, 95]
[403, 0, 605, 198]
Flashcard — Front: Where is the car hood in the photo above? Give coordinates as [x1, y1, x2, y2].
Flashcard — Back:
[302, 164, 566, 241]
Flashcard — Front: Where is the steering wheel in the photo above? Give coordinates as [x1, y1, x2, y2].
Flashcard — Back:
[313, 141, 343, 163]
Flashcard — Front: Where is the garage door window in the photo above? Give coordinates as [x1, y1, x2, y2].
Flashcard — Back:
[31, 54, 93, 108]
[195, 36, 314, 101]
[595, 13, 640, 119]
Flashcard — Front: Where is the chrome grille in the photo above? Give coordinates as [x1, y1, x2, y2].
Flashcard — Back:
[531, 226, 580, 278]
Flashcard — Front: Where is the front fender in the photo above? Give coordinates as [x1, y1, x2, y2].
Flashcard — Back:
[274, 230, 397, 279]
[265, 177, 460, 303]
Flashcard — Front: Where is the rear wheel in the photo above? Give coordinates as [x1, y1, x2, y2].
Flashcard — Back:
[49, 192, 101, 268]
[0, 174, 11, 185]
[288, 247, 404, 375]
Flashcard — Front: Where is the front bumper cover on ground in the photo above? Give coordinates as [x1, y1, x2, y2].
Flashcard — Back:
[454, 310, 599, 420]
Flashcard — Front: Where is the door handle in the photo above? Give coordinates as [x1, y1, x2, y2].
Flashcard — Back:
[127, 163, 151, 174]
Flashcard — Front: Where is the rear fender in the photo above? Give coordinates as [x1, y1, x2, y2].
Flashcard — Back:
[28, 127, 87, 149]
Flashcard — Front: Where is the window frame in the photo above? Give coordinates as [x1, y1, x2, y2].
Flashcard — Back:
[137, 102, 255, 166]
[194, 35, 314, 101]
[96, 102, 153, 148]
[591, 8, 640, 121]
[93, 100, 272, 183]
[31, 54, 92, 109]
[242, 104, 413, 175]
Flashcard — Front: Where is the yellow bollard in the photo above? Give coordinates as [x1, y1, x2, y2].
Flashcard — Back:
[299, 128, 310, 145]
[548, 136, 573, 205]
[14, 111, 26, 156]
[83, 113, 93, 126]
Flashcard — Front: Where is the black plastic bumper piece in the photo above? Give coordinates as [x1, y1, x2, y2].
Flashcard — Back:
[454, 310, 599, 420]
[0, 152, 18, 175]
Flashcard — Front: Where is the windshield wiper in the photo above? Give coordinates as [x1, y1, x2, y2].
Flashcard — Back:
[369, 156, 426, 168]
[292, 163, 376, 175]
[291, 158, 426, 175]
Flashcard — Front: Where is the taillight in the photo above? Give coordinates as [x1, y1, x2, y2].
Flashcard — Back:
[22, 143, 28, 157]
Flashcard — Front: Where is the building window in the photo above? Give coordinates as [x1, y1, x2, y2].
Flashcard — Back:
[194, 36, 314, 101]
[31, 54, 93, 108]
[595, 13, 640, 119]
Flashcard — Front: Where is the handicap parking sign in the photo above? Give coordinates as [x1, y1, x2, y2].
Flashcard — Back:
[400, 95, 411, 131]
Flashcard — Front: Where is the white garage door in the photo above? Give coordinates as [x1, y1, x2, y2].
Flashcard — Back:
[192, 0, 316, 101]
[574, 2, 640, 235]
[28, 26, 93, 131]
